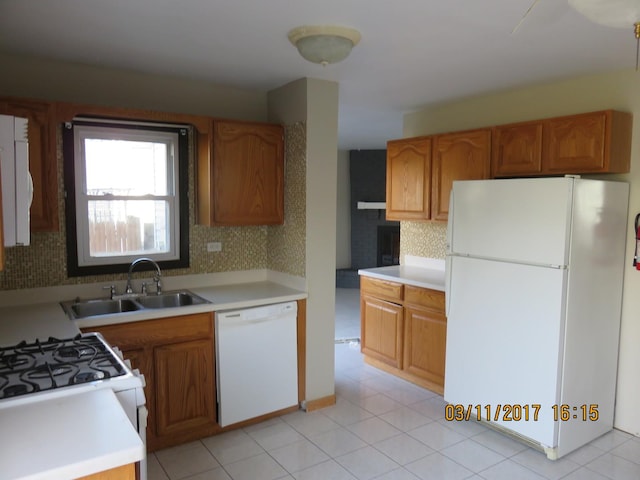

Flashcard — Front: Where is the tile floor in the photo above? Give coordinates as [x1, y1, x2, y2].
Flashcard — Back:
[148, 288, 640, 480]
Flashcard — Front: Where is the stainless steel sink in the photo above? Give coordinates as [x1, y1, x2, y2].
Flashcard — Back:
[136, 291, 208, 309]
[61, 290, 210, 319]
[69, 299, 142, 318]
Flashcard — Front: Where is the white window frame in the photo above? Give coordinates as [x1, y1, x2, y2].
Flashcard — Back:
[66, 119, 189, 272]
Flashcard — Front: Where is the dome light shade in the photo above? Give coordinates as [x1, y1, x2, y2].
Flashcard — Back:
[568, 0, 640, 69]
[568, 0, 640, 28]
[288, 25, 361, 66]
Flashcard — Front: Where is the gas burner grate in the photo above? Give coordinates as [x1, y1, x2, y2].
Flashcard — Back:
[0, 334, 126, 400]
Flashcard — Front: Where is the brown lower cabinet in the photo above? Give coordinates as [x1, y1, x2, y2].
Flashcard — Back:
[77, 463, 135, 480]
[360, 276, 446, 394]
[83, 312, 219, 452]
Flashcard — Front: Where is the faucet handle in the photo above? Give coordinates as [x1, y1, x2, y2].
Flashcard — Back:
[102, 285, 116, 299]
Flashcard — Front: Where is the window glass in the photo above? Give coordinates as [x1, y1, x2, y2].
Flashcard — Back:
[63, 119, 189, 276]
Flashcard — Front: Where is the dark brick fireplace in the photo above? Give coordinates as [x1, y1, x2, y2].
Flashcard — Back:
[336, 150, 400, 288]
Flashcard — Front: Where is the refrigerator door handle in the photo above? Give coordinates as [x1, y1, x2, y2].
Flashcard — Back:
[445, 255, 452, 317]
[446, 188, 454, 252]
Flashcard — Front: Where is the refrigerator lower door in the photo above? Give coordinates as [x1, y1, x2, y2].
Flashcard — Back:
[444, 256, 566, 447]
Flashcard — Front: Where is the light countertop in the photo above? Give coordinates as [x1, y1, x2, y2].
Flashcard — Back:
[358, 256, 446, 291]
[0, 388, 144, 480]
[0, 279, 307, 345]
[0, 275, 307, 479]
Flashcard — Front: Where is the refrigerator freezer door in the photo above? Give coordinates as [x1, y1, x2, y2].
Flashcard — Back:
[449, 177, 573, 266]
[444, 256, 566, 447]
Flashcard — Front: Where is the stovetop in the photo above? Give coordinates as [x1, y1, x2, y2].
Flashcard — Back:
[0, 333, 127, 400]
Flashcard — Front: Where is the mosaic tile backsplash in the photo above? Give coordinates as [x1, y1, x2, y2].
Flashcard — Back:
[267, 122, 306, 277]
[0, 122, 307, 290]
[400, 221, 447, 263]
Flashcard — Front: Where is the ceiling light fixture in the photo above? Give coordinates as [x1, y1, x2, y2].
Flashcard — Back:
[288, 25, 361, 66]
[568, 0, 640, 69]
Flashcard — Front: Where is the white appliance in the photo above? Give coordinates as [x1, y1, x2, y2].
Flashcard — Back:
[0, 333, 148, 479]
[444, 176, 629, 460]
[215, 301, 298, 427]
[0, 114, 32, 246]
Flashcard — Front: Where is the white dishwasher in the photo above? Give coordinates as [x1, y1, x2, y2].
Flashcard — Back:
[215, 301, 298, 427]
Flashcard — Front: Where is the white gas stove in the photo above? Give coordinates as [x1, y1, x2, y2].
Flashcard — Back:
[0, 332, 147, 479]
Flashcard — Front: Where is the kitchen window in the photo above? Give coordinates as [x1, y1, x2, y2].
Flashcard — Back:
[63, 118, 189, 276]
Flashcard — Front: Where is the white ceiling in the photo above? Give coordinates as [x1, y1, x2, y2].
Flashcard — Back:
[0, 0, 635, 149]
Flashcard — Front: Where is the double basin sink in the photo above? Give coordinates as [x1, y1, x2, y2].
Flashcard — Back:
[61, 290, 210, 320]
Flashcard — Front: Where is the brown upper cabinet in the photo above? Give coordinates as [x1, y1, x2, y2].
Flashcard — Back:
[386, 136, 432, 221]
[0, 97, 58, 232]
[386, 129, 490, 222]
[197, 120, 284, 226]
[492, 110, 632, 177]
[431, 129, 491, 221]
[492, 120, 544, 176]
[544, 110, 631, 174]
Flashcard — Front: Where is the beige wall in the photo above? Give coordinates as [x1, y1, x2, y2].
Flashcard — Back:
[0, 52, 267, 120]
[269, 78, 339, 404]
[402, 68, 640, 436]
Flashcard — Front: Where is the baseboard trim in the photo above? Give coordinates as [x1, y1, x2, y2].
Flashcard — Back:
[303, 394, 336, 412]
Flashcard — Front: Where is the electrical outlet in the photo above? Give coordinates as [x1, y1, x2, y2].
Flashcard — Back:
[206, 242, 222, 252]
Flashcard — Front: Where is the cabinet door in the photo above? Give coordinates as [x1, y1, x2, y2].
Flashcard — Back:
[431, 129, 491, 222]
[211, 121, 284, 225]
[84, 313, 216, 452]
[154, 339, 217, 437]
[0, 97, 58, 232]
[544, 112, 608, 173]
[492, 122, 543, 177]
[542, 110, 632, 174]
[361, 294, 404, 368]
[385, 137, 431, 221]
[404, 304, 447, 388]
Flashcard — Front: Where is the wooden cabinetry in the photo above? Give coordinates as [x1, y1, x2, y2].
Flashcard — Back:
[544, 110, 631, 174]
[84, 312, 218, 452]
[403, 286, 446, 388]
[360, 276, 446, 393]
[431, 129, 491, 221]
[197, 120, 284, 226]
[386, 137, 431, 221]
[386, 129, 490, 223]
[360, 277, 404, 368]
[154, 339, 216, 437]
[78, 463, 135, 480]
[492, 110, 632, 177]
[492, 121, 543, 176]
[0, 97, 58, 232]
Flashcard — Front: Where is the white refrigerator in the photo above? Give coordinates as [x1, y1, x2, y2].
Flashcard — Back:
[444, 176, 629, 459]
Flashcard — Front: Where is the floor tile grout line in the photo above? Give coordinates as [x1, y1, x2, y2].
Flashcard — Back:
[149, 291, 640, 480]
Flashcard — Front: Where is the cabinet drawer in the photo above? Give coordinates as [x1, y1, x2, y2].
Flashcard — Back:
[360, 276, 403, 302]
[404, 285, 445, 312]
[87, 312, 213, 349]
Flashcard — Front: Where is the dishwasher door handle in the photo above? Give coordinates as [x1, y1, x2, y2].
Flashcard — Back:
[219, 314, 290, 326]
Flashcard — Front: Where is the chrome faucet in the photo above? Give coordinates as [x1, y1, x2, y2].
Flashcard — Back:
[126, 257, 162, 295]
